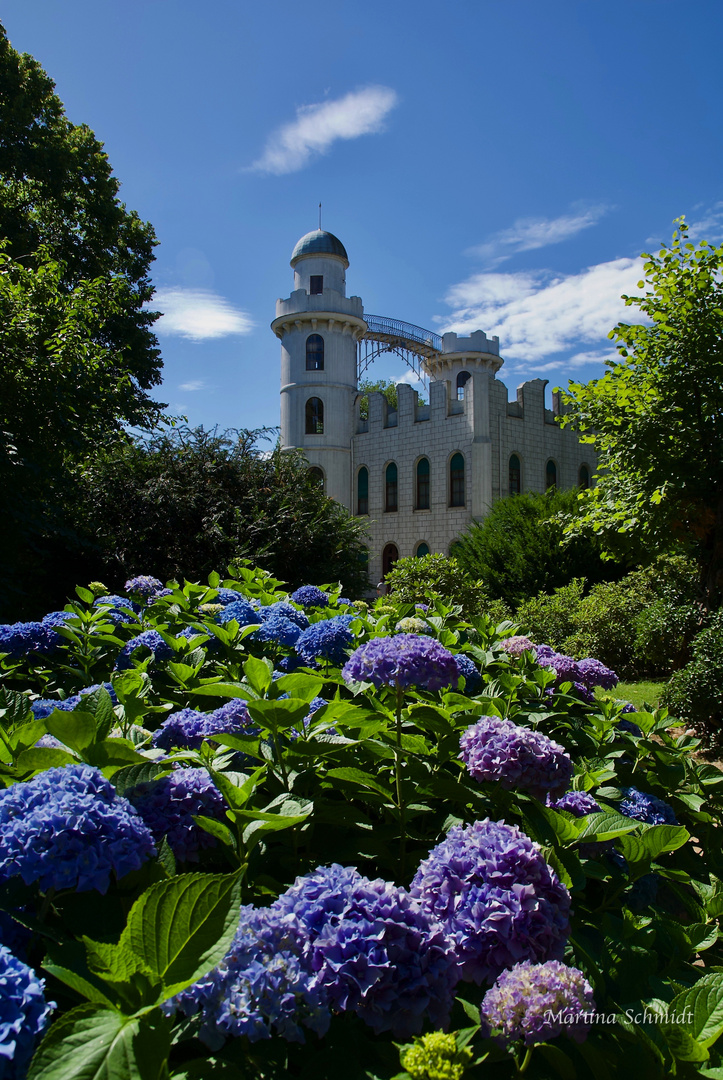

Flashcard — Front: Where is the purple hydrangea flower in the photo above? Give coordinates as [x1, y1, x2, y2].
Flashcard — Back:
[273, 864, 364, 934]
[481, 960, 595, 1047]
[342, 635, 459, 692]
[295, 618, 355, 666]
[0, 765, 155, 894]
[290, 586, 330, 608]
[577, 657, 618, 691]
[217, 600, 261, 627]
[128, 768, 227, 862]
[620, 787, 677, 826]
[124, 576, 166, 600]
[454, 654, 482, 695]
[535, 646, 594, 702]
[250, 616, 302, 647]
[0, 945, 54, 1078]
[459, 718, 572, 800]
[415, 603, 430, 613]
[169, 904, 330, 1046]
[115, 630, 173, 671]
[547, 791, 601, 817]
[500, 636, 535, 657]
[0, 911, 32, 961]
[258, 603, 310, 630]
[152, 699, 255, 751]
[617, 717, 643, 737]
[410, 818, 571, 985]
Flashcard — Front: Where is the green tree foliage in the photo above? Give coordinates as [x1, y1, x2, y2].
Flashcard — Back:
[383, 553, 503, 619]
[69, 427, 370, 597]
[661, 609, 723, 730]
[358, 378, 427, 420]
[451, 489, 616, 606]
[561, 219, 723, 608]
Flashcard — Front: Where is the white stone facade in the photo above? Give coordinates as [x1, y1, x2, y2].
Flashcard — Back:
[273, 231, 595, 585]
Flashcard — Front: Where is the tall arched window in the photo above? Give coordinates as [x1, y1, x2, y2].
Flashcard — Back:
[307, 467, 324, 489]
[382, 543, 399, 577]
[546, 459, 557, 490]
[449, 453, 465, 507]
[305, 397, 324, 434]
[416, 457, 430, 509]
[509, 454, 521, 495]
[415, 542, 430, 557]
[357, 466, 369, 515]
[306, 334, 324, 371]
[456, 371, 471, 400]
[579, 464, 590, 489]
[385, 462, 398, 512]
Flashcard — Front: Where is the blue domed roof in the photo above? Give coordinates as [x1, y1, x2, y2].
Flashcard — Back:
[291, 229, 349, 266]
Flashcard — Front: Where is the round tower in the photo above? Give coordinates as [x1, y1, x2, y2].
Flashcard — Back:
[272, 229, 367, 509]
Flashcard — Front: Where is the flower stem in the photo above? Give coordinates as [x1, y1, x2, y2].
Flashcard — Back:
[517, 1047, 534, 1075]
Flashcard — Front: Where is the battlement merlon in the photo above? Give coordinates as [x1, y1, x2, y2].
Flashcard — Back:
[441, 330, 500, 356]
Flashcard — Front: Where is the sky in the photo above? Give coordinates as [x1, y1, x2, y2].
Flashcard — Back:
[4, 0, 723, 434]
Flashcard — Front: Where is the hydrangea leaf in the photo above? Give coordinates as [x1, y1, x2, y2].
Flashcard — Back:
[245, 698, 314, 732]
[669, 973, 723, 1050]
[46, 710, 97, 753]
[574, 811, 639, 842]
[243, 656, 273, 695]
[325, 767, 395, 801]
[15, 747, 78, 773]
[619, 824, 689, 866]
[272, 674, 325, 701]
[112, 762, 171, 797]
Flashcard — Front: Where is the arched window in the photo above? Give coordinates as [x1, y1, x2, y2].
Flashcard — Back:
[306, 334, 324, 371]
[456, 371, 471, 400]
[305, 397, 324, 434]
[449, 453, 465, 507]
[385, 462, 398, 512]
[579, 464, 590, 489]
[382, 543, 399, 577]
[415, 542, 430, 557]
[546, 459, 557, 490]
[509, 454, 521, 496]
[416, 457, 430, 510]
[307, 466, 324, 489]
[357, 466, 369, 515]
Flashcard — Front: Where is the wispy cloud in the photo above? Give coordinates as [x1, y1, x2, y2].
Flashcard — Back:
[249, 86, 398, 175]
[467, 205, 610, 266]
[440, 256, 644, 363]
[179, 380, 207, 392]
[153, 288, 254, 342]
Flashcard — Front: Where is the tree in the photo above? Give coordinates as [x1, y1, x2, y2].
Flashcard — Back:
[561, 220, 723, 609]
[384, 553, 489, 617]
[358, 378, 426, 420]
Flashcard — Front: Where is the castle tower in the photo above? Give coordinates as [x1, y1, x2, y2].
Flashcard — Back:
[272, 230, 367, 509]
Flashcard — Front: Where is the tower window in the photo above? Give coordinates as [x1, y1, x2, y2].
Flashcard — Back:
[579, 464, 590, 489]
[449, 453, 465, 507]
[357, 466, 369, 515]
[305, 397, 324, 434]
[307, 467, 324, 490]
[309, 275, 323, 295]
[306, 334, 324, 371]
[416, 457, 430, 510]
[546, 460, 557, 490]
[385, 462, 398, 512]
[415, 542, 430, 557]
[382, 543, 399, 577]
[456, 371, 471, 400]
[509, 454, 521, 496]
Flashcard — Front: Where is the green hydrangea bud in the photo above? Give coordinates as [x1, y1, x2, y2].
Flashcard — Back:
[401, 1032, 472, 1080]
[395, 617, 429, 634]
[199, 603, 224, 615]
[87, 581, 109, 597]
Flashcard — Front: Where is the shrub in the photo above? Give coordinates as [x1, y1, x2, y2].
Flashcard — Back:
[384, 554, 491, 618]
[661, 609, 723, 729]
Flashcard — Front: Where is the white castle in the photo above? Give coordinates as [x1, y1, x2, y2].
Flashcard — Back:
[273, 228, 594, 585]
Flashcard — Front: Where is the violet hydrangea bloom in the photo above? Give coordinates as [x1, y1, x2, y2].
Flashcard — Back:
[577, 657, 618, 691]
[0, 764, 155, 894]
[500, 636, 535, 657]
[459, 717, 572, 800]
[342, 634, 458, 692]
[620, 787, 677, 826]
[93, 595, 139, 625]
[454, 654, 482, 695]
[295, 618, 355, 665]
[124, 575, 166, 601]
[152, 699, 256, 751]
[547, 790, 601, 817]
[273, 863, 364, 934]
[115, 630, 173, 671]
[129, 768, 227, 862]
[481, 960, 595, 1047]
[0, 945, 54, 1079]
[290, 585, 330, 608]
[410, 818, 571, 985]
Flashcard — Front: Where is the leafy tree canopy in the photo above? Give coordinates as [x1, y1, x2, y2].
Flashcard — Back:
[561, 220, 723, 607]
[358, 378, 427, 420]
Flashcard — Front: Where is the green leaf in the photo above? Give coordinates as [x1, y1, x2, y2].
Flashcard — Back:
[41, 964, 115, 1008]
[245, 698, 312, 732]
[15, 747, 78, 773]
[187, 683, 254, 701]
[75, 586, 95, 604]
[575, 811, 640, 842]
[272, 674, 324, 701]
[243, 655, 272, 695]
[456, 997, 481, 1025]
[670, 972, 723, 1049]
[326, 767, 395, 800]
[28, 1004, 171, 1080]
[111, 762, 170, 797]
[123, 871, 242, 998]
[194, 815, 237, 850]
[46, 711, 97, 754]
[9, 720, 48, 754]
[619, 824, 689, 866]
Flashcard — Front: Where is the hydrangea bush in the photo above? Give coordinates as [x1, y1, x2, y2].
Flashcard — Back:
[0, 567, 721, 1079]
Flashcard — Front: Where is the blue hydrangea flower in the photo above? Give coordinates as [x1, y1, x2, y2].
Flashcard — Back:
[0, 912, 31, 962]
[410, 819, 571, 985]
[93, 595, 139, 625]
[481, 960, 595, 1047]
[459, 718, 573, 800]
[277, 655, 319, 673]
[124, 576, 166, 600]
[295, 618, 355, 666]
[336, 598, 351, 606]
[620, 787, 677, 825]
[290, 586, 330, 608]
[0, 614, 72, 660]
[454, 654, 482, 694]
[288, 698, 336, 739]
[217, 600, 261, 627]
[129, 768, 227, 862]
[0, 765, 155, 894]
[168, 904, 330, 1047]
[547, 791, 601, 817]
[258, 603, 310, 630]
[273, 864, 364, 934]
[0, 945, 54, 1079]
[30, 682, 117, 720]
[214, 589, 245, 605]
[342, 635, 459, 692]
[115, 630, 173, 671]
[151, 699, 256, 751]
[250, 616, 301, 647]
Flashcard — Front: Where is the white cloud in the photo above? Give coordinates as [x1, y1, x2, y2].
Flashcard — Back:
[466, 205, 609, 266]
[153, 288, 254, 342]
[440, 256, 644, 362]
[179, 380, 207, 391]
[249, 86, 398, 175]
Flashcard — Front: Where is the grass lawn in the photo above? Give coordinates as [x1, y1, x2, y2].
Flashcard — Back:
[597, 679, 665, 712]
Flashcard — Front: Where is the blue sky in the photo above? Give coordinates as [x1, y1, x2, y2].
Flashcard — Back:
[5, 1, 723, 433]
